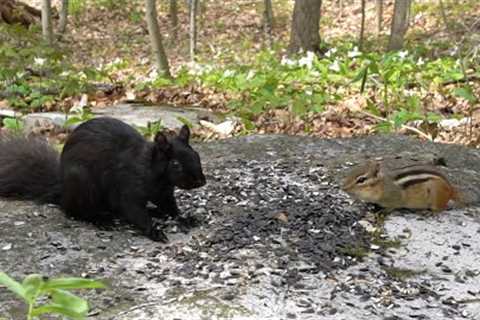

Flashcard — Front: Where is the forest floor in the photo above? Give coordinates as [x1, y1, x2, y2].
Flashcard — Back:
[6, 0, 479, 146]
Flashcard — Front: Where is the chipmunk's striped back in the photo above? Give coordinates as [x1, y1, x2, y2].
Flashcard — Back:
[392, 166, 449, 189]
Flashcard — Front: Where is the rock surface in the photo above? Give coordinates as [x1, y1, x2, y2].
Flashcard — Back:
[93, 103, 220, 129]
[18, 103, 220, 134]
[0, 134, 480, 320]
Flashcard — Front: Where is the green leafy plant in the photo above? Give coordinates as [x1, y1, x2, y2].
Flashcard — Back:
[136, 120, 165, 139]
[177, 116, 194, 128]
[65, 106, 95, 128]
[2, 117, 24, 133]
[135, 41, 470, 135]
[0, 24, 107, 111]
[0, 272, 105, 320]
[69, 0, 87, 16]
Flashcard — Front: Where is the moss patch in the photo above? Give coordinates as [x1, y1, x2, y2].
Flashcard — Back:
[382, 267, 426, 280]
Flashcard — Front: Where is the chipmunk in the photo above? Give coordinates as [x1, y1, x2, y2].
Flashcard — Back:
[342, 161, 461, 212]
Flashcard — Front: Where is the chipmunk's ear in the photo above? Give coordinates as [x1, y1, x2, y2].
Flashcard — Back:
[433, 156, 447, 167]
[368, 161, 381, 177]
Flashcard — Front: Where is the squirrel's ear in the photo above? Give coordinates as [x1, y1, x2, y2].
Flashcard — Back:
[178, 125, 190, 143]
[154, 132, 172, 153]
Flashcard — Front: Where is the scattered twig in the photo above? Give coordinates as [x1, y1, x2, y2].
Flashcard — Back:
[357, 109, 433, 140]
[457, 298, 480, 304]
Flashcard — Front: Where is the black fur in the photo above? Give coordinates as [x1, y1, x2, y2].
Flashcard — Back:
[0, 117, 206, 241]
[0, 135, 61, 203]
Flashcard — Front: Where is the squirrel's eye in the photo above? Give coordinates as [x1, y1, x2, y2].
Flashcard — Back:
[356, 176, 367, 184]
[171, 160, 181, 168]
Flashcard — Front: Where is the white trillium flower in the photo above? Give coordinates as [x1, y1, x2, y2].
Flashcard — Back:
[451, 46, 459, 56]
[188, 62, 213, 76]
[147, 69, 158, 81]
[405, 89, 416, 96]
[398, 50, 409, 59]
[325, 47, 337, 58]
[188, 62, 202, 75]
[299, 51, 315, 69]
[348, 47, 361, 58]
[281, 55, 297, 67]
[34, 57, 46, 66]
[223, 69, 236, 77]
[246, 70, 256, 80]
[106, 57, 123, 67]
[417, 57, 425, 66]
[329, 60, 341, 72]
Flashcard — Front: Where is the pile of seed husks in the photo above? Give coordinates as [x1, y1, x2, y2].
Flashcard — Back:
[165, 156, 369, 280]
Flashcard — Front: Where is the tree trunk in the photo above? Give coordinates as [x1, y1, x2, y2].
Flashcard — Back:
[58, 0, 68, 34]
[376, 0, 383, 34]
[189, 0, 198, 62]
[438, 0, 450, 32]
[263, 0, 274, 48]
[288, 0, 322, 54]
[41, 0, 54, 45]
[198, 0, 206, 29]
[145, 0, 172, 78]
[359, 0, 366, 51]
[169, 0, 178, 40]
[338, 0, 344, 16]
[0, 0, 41, 26]
[387, 0, 411, 51]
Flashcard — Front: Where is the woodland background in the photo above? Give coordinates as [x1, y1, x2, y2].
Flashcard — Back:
[1, 0, 480, 145]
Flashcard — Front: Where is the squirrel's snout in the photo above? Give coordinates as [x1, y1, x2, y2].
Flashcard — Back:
[195, 175, 207, 187]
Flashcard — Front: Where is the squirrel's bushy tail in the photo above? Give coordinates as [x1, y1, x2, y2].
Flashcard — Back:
[0, 134, 61, 204]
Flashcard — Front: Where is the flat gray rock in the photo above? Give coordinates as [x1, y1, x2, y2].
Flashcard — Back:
[21, 103, 221, 134]
[93, 103, 220, 129]
[0, 135, 479, 320]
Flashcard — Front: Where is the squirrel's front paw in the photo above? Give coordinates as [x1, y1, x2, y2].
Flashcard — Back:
[149, 222, 169, 242]
[177, 215, 198, 233]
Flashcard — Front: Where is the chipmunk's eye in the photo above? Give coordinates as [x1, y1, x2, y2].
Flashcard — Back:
[356, 176, 368, 184]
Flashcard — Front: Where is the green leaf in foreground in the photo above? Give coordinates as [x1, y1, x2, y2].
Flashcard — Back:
[31, 304, 85, 320]
[0, 272, 27, 301]
[0, 272, 105, 320]
[31, 289, 89, 319]
[22, 274, 44, 302]
[43, 277, 106, 290]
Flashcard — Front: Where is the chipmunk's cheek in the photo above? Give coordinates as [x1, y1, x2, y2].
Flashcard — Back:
[356, 186, 379, 203]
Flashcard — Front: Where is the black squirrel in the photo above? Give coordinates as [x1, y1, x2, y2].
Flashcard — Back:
[0, 117, 206, 241]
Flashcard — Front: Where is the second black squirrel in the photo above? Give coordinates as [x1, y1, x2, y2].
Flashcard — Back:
[0, 117, 206, 241]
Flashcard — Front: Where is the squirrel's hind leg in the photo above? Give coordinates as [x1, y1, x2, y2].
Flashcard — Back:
[61, 165, 103, 221]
